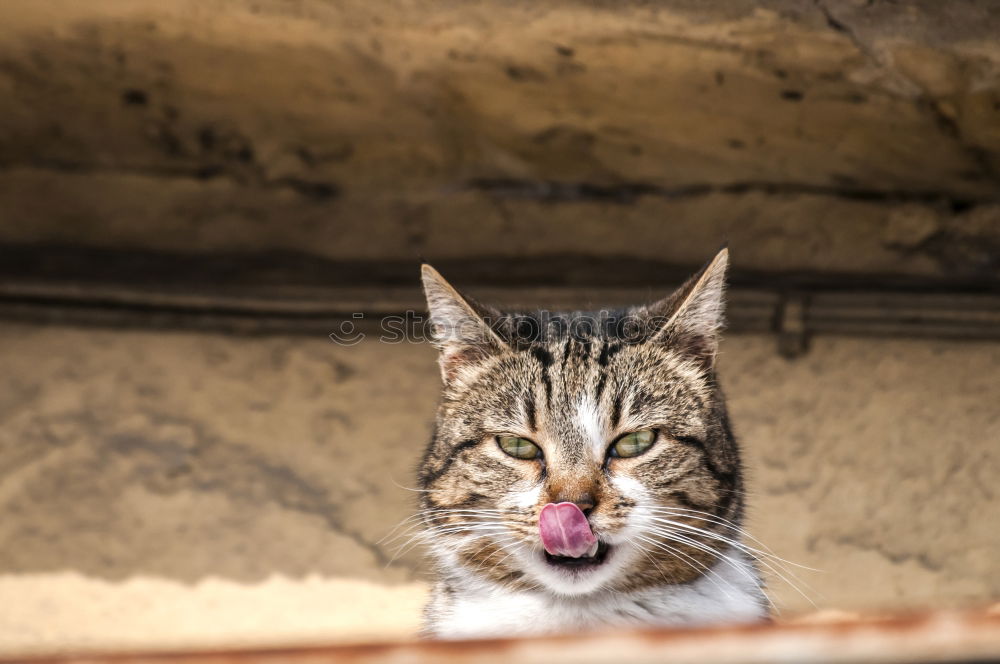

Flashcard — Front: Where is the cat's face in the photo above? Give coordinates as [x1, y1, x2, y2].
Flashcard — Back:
[417, 249, 745, 597]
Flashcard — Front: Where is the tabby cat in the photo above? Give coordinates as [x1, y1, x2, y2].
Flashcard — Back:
[415, 248, 768, 638]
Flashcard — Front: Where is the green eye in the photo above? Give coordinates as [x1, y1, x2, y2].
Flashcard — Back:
[610, 429, 656, 458]
[497, 435, 542, 460]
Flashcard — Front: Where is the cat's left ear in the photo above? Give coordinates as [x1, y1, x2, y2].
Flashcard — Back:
[645, 247, 728, 369]
[421, 264, 509, 383]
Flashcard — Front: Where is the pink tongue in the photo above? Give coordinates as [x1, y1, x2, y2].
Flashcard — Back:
[538, 502, 598, 557]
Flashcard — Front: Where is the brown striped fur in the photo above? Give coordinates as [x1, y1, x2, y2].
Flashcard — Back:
[417, 249, 767, 636]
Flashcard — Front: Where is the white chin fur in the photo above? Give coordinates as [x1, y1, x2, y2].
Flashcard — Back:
[426, 546, 768, 639]
[521, 539, 636, 596]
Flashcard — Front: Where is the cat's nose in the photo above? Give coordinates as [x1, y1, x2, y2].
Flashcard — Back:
[555, 492, 596, 516]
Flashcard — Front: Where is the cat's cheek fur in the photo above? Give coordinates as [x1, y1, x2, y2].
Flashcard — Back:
[498, 483, 543, 511]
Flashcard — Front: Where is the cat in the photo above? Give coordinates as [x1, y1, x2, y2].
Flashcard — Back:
[415, 247, 768, 639]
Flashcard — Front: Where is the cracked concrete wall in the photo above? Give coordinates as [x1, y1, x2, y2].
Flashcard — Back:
[1, 1, 1000, 279]
[0, 323, 997, 653]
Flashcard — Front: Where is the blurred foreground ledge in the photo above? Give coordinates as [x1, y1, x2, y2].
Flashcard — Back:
[5, 607, 1000, 664]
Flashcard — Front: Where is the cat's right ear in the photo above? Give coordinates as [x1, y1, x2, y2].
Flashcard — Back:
[643, 247, 729, 370]
[421, 264, 508, 383]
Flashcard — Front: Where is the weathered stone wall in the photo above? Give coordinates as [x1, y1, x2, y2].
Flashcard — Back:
[1, 0, 999, 278]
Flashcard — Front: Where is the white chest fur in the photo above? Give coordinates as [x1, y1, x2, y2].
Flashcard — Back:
[426, 548, 768, 639]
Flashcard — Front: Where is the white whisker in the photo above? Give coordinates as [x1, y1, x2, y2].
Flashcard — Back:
[639, 520, 811, 610]
[632, 533, 739, 603]
[640, 506, 821, 571]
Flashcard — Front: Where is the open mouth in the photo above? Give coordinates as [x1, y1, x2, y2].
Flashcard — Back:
[544, 541, 611, 568]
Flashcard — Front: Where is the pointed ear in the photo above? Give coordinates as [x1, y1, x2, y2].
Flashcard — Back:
[645, 247, 729, 369]
[421, 264, 508, 383]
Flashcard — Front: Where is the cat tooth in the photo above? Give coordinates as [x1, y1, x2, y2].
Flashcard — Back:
[586, 541, 599, 558]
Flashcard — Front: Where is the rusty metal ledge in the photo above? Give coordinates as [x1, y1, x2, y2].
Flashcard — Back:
[3, 608, 1000, 664]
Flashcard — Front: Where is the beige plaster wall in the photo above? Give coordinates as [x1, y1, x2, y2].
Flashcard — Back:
[0, 323, 996, 654]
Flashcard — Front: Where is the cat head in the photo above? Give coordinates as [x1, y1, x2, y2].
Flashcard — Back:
[417, 248, 746, 597]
